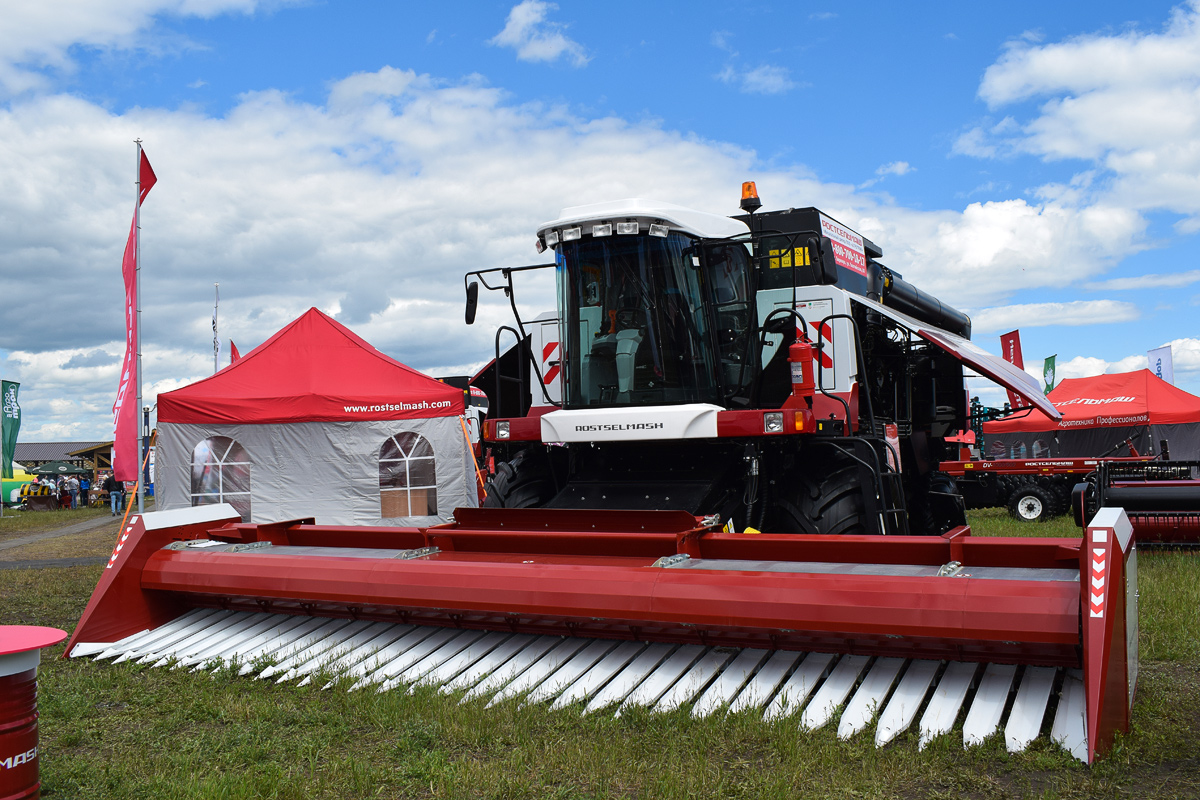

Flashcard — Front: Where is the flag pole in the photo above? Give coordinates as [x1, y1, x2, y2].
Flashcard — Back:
[135, 139, 145, 515]
[213, 283, 219, 374]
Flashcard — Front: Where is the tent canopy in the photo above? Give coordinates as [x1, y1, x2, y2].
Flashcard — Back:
[984, 370, 1200, 434]
[158, 308, 464, 424]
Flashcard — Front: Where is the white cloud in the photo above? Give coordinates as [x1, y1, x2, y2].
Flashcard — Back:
[958, 2, 1200, 227]
[1086, 269, 1200, 290]
[853, 198, 1144, 307]
[710, 30, 736, 54]
[969, 300, 1140, 333]
[860, 160, 914, 188]
[1054, 353, 1148, 383]
[489, 1, 588, 67]
[3, 72, 1144, 437]
[717, 64, 797, 95]
[0, 8, 1177, 438]
[0, 1, 283, 95]
[1037, 337, 1200, 385]
[876, 161, 912, 177]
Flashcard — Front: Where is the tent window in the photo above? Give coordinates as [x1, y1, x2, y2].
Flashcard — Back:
[191, 436, 252, 522]
[380, 432, 437, 517]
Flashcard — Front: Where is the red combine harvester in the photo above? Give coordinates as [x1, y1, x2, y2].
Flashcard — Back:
[67, 187, 1138, 762]
[68, 504, 1136, 763]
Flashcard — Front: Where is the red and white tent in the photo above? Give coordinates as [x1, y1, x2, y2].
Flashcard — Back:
[983, 369, 1200, 459]
[155, 308, 473, 524]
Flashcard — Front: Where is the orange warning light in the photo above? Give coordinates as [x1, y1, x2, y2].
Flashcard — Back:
[740, 181, 762, 212]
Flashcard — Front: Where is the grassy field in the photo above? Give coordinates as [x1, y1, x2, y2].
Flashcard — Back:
[1, 511, 1196, 799]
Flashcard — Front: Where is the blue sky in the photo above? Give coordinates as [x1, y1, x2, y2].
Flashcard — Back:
[3, 1, 1200, 439]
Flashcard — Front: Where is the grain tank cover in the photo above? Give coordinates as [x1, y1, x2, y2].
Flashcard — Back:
[856, 295, 1061, 421]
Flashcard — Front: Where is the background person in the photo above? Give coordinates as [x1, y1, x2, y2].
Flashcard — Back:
[102, 473, 122, 516]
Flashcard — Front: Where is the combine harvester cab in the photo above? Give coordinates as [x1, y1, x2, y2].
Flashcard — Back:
[68, 503, 1138, 764]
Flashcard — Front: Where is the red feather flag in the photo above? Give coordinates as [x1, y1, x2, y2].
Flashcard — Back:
[112, 150, 156, 481]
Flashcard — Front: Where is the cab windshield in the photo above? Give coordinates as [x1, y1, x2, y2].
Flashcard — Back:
[556, 232, 720, 407]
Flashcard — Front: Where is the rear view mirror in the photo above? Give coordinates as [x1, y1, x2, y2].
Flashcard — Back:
[465, 281, 479, 325]
[809, 237, 839, 285]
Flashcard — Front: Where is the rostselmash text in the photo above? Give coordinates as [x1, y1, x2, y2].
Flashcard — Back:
[574, 423, 666, 432]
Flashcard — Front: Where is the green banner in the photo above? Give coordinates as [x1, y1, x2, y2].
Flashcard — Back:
[2, 381, 19, 480]
[1043, 355, 1057, 394]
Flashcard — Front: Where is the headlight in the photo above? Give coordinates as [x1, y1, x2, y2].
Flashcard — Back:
[562, 226, 582, 241]
[496, 421, 510, 439]
[648, 223, 669, 238]
[616, 221, 639, 235]
[764, 412, 784, 433]
[545, 230, 559, 246]
[592, 223, 612, 237]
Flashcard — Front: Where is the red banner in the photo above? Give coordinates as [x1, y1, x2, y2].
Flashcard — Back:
[231, 341, 241, 363]
[112, 151, 155, 481]
[999, 330, 1027, 410]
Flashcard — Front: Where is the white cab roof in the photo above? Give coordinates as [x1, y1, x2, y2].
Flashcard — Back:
[537, 199, 749, 241]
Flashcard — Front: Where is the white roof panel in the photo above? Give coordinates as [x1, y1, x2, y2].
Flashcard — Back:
[538, 199, 748, 240]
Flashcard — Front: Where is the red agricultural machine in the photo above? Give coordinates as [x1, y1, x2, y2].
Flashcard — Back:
[68, 503, 1135, 763]
[67, 186, 1141, 762]
[940, 455, 1159, 523]
[1073, 459, 1200, 544]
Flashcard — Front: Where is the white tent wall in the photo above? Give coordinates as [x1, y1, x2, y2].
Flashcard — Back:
[155, 416, 477, 526]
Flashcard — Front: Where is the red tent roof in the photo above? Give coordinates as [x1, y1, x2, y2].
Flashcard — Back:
[158, 308, 464, 424]
[983, 369, 1200, 434]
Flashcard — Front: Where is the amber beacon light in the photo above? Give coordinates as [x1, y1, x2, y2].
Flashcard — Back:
[740, 181, 761, 212]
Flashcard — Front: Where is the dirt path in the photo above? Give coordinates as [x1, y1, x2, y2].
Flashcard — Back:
[0, 515, 119, 553]
[0, 556, 108, 570]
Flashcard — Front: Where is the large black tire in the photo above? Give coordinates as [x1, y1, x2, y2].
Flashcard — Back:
[1008, 483, 1056, 522]
[926, 472, 968, 535]
[483, 448, 556, 509]
[774, 463, 868, 536]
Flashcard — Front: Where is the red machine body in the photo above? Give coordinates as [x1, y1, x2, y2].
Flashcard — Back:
[68, 504, 1137, 763]
[941, 456, 1161, 522]
[1072, 459, 1200, 544]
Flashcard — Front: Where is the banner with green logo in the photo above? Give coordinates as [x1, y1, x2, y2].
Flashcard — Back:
[1043, 355, 1057, 394]
[2, 381, 19, 479]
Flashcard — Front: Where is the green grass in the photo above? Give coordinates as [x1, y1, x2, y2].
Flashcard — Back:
[963, 507, 1081, 538]
[1, 512, 1196, 799]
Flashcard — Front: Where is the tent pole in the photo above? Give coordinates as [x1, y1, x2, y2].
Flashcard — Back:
[213, 283, 219, 374]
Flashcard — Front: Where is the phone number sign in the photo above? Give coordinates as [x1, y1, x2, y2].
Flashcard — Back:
[819, 214, 867, 276]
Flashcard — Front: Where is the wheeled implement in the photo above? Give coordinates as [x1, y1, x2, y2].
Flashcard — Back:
[1073, 459, 1200, 544]
[940, 456, 1159, 522]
